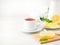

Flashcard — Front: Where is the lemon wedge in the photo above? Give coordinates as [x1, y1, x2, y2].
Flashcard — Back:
[40, 31, 55, 39]
[52, 14, 60, 22]
[45, 22, 60, 28]
[56, 20, 60, 25]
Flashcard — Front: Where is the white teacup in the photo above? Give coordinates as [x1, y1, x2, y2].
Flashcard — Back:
[23, 18, 44, 32]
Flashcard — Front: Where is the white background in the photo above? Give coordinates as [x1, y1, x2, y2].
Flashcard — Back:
[0, 0, 49, 17]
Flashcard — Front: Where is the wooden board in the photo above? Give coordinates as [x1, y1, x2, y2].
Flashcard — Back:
[32, 33, 60, 44]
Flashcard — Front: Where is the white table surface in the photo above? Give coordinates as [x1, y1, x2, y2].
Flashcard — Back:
[0, 16, 60, 45]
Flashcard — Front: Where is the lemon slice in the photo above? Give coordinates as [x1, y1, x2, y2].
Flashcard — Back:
[40, 31, 55, 39]
[45, 22, 60, 28]
[52, 14, 60, 22]
[56, 20, 60, 25]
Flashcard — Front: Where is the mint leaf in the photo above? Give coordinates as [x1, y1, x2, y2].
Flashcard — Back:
[40, 17, 45, 21]
[40, 38, 48, 41]
[44, 18, 52, 23]
[40, 17, 52, 23]
[40, 17, 46, 21]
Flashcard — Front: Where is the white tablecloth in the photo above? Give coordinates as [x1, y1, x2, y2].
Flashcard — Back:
[0, 16, 60, 45]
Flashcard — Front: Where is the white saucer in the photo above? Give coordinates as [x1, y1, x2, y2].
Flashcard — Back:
[21, 25, 44, 33]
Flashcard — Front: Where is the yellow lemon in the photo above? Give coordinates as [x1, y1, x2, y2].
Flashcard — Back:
[52, 14, 60, 22]
[40, 31, 55, 39]
[56, 20, 60, 25]
[45, 22, 60, 28]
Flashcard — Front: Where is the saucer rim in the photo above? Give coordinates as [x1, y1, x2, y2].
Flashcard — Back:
[21, 26, 44, 33]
